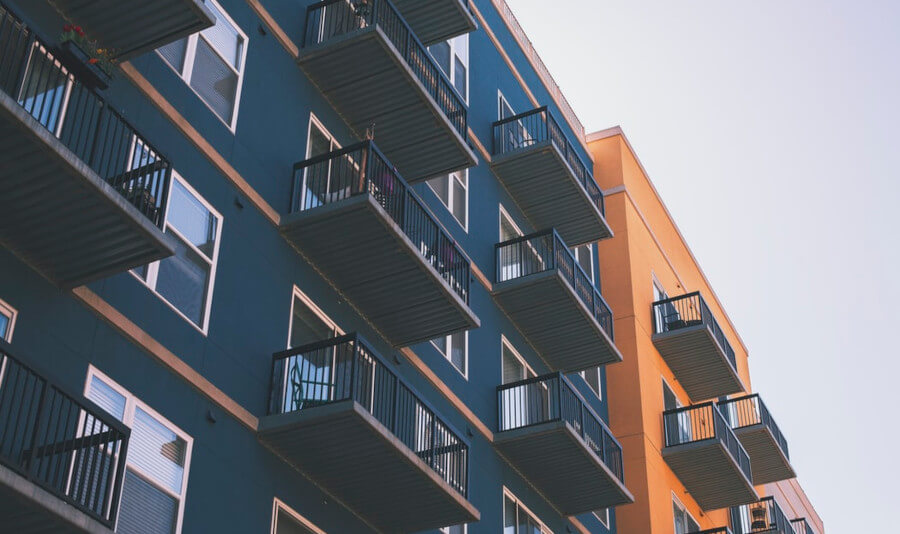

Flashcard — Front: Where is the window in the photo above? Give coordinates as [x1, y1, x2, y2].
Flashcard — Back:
[673, 497, 699, 534]
[572, 244, 595, 282]
[501, 338, 533, 385]
[288, 287, 341, 349]
[427, 171, 468, 230]
[429, 35, 468, 102]
[85, 368, 193, 534]
[135, 175, 222, 333]
[157, 0, 248, 129]
[500, 338, 546, 430]
[272, 499, 325, 534]
[593, 508, 610, 528]
[503, 490, 552, 534]
[441, 526, 466, 534]
[499, 93, 515, 121]
[652, 279, 671, 331]
[0, 298, 16, 342]
[431, 331, 467, 377]
[581, 367, 602, 399]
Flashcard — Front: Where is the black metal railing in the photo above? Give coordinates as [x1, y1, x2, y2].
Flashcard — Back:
[0, 4, 171, 227]
[495, 229, 614, 340]
[652, 291, 737, 370]
[790, 519, 814, 534]
[691, 529, 734, 534]
[303, 0, 467, 137]
[662, 403, 752, 483]
[497, 372, 624, 483]
[292, 141, 470, 304]
[731, 497, 797, 534]
[492, 106, 604, 216]
[269, 334, 469, 497]
[0, 342, 130, 528]
[718, 394, 789, 459]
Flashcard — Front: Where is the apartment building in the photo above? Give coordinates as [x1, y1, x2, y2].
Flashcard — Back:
[586, 127, 824, 534]
[0, 0, 631, 533]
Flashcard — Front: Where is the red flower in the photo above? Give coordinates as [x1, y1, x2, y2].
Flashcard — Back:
[63, 24, 73, 32]
[74, 26, 84, 36]
[88, 58, 99, 64]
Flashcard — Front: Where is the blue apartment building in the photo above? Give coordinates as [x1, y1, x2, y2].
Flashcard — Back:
[0, 0, 630, 532]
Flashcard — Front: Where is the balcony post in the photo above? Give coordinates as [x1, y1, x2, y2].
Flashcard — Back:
[106, 431, 129, 522]
[430, 413, 437, 469]
[349, 338, 358, 404]
[23, 378, 49, 477]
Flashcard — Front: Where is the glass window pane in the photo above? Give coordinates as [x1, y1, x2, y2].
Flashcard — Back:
[502, 345, 524, 384]
[451, 175, 466, 225]
[190, 38, 238, 124]
[155, 234, 211, 326]
[201, 0, 243, 69]
[308, 124, 332, 158]
[276, 508, 317, 534]
[290, 296, 335, 348]
[449, 332, 465, 374]
[130, 407, 187, 495]
[428, 175, 450, 206]
[0, 313, 8, 341]
[429, 41, 451, 77]
[159, 37, 188, 73]
[117, 469, 179, 534]
[86, 376, 127, 421]
[584, 368, 601, 398]
[454, 57, 466, 99]
[167, 180, 218, 258]
[503, 496, 517, 534]
[432, 335, 447, 356]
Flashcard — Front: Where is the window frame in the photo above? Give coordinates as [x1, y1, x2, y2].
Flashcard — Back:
[429, 34, 469, 103]
[593, 508, 610, 528]
[498, 91, 514, 121]
[271, 498, 326, 534]
[580, 367, 602, 400]
[441, 525, 467, 534]
[132, 172, 223, 335]
[84, 366, 194, 534]
[500, 335, 535, 384]
[502, 487, 553, 534]
[672, 494, 700, 534]
[427, 170, 469, 231]
[156, 0, 248, 131]
[572, 243, 595, 282]
[0, 297, 17, 342]
[430, 330, 468, 379]
[287, 285, 343, 350]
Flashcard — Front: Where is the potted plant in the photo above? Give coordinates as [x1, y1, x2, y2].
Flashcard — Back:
[750, 506, 768, 530]
[56, 24, 116, 90]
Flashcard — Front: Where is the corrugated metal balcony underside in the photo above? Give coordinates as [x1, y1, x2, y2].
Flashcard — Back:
[734, 425, 795, 485]
[0, 463, 113, 534]
[491, 142, 612, 247]
[0, 92, 175, 289]
[494, 421, 634, 515]
[662, 439, 758, 511]
[493, 270, 621, 371]
[258, 401, 479, 533]
[391, 0, 477, 45]
[298, 27, 477, 182]
[48, 0, 215, 60]
[280, 194, 479, 347]
[652, 325, 745, 402]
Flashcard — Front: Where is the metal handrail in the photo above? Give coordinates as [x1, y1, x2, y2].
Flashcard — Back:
[497, 371, 624, 482]
[662, 402, 753, 483]
[790, 518, 814, 534]
[691, 529, 734, 534]
[302, 0, 468, 137]
[718, 394, 790, 459]
[495, 228, 614, 340]
[652, 291, 737, 370]
[491, 106, 604, 216]
[291, 140, 471, 304]
[269, 333, 469, 497]
[731, 497, 797, 534]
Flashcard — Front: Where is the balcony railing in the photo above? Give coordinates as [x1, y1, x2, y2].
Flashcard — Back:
[496, 229, 614, 339]
[731, 497, 797, 534]
[652, 292, 736, 369]
[492, 107, 604, 216]
[790, 518, 814, 534]
[497, 372, 624, 482]
[692, 529, 734, 534]
[303, 0, 467, 137]
[291, 141, 470, 305]
[0, 342, 130, 528]
[663, 402, 752, 482]
[269, 334, 469, 497]
[718, 394, 789, 459]
[0, 4, 171, 227]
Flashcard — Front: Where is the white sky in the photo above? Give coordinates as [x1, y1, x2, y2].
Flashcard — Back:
[504, 0, 900, 530]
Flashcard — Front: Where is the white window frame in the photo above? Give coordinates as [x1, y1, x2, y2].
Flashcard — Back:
[573, 244, 595, 282]
[503, 487, 553, 534]
[287, 285, 343, 350]
[498, 91, 514, 120]
[84, 366, 194, 534]
[593, 508, 610, 528]
[156, 0, 248, 131]
[441, 525, 467, 534]
[580, 367, 602, 400]
[498, 204, 523, 241]
[306, 113, 341, 158]
[430, 35, 469, 103]
[427, 170, 468, 231]
[431, 330, 468, 379]
[672, 494, 699, 534]
[271, 498, 326, 534]
[0, 297, 17, 342]
[132, 172, 223, 335]
[500, 335, 535, 383]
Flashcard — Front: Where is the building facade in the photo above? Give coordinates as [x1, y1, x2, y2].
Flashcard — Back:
[0, 0, 630, 533]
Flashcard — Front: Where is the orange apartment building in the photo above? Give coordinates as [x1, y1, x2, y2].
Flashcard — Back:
[585, 127, 825, 534]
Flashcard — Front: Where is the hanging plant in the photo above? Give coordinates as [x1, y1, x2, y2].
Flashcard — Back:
[58, 24, 117, 85]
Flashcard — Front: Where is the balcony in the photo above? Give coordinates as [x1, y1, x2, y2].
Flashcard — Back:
[391, 0, 476, 46]
[0, 341, 130, 533]
[492, 229, 621, 371]
[0, 7, 175, 288]
[662, 403, 757, 510]
[652, 292, 745, 401]
[258, 334, 479, 532]
[731, 497, 797, 534]
[790, 518, 815, 534]
[491, 107, 611, 247]
[49, 0, 214, 60]
[691, 529, 734, 534]
[280, 142, 479, 347]
[495, 373, 633, 514]
[299, 0, 476, 181]
[718, 395, 794, 484]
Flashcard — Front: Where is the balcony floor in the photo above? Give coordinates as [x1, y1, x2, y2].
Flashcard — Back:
[734, 425, 795, 485]
[0, 463, 113, 534]
[0, 91, 175, 289]
[494, 270, 621, 371]
[663, 438, 758, 511]
[48, 0, 215, 59]
[298, 26, 477, 182]
[491, 142, 612, 247]
[392, 0, 477, 45]
[653, 324, 745, 402]
[259, 400, 479, 533]
[281, 194, 479, 347]
[495, 420, 633, 515]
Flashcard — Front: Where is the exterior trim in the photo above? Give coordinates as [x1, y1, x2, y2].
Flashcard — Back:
[271, 498, 326, 534]
[245, 0, 299, 57]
